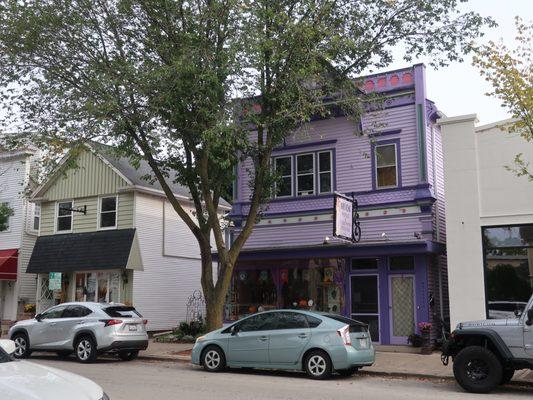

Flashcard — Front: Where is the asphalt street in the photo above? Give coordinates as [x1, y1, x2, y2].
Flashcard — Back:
[29, 355, 533, 400]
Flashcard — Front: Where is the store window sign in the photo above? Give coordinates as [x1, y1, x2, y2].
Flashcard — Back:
[334, 196, 352, 240]
[49, 272, 62, 290]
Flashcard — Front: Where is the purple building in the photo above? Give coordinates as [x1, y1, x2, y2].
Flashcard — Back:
[226, 64, 447, 346]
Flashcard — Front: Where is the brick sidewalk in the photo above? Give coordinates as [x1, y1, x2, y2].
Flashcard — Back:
[139, 340, 533, 384]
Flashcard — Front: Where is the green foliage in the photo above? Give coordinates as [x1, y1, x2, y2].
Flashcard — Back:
[0, 0, 493, 328]
[176, 320, 205, 337]
[0, 202, 13, 232]
[473, 17, 533, 180]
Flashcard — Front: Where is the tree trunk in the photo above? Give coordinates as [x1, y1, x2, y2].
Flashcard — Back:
[205, 293, 225, 332]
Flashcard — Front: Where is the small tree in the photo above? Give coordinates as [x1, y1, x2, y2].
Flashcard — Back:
[0, 202, 13, 232]
[0, 0, 493, 330]
[473, 17, 533, 180]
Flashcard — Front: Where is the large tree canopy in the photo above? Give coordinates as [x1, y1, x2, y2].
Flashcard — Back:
[0, 0, 493, 329]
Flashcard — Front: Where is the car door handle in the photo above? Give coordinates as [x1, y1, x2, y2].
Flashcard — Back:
[49, 322, 57, 326]
[298, 333, 308, 339]
[259, 336, 268, 342]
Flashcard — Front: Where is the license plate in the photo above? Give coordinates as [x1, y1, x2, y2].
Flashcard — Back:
[358, 338, 367, 348]
[128, 325, 138, 332]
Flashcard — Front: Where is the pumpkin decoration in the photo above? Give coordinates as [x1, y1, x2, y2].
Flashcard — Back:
[248, 306, 257, 313]
[298, 299, 307, 307]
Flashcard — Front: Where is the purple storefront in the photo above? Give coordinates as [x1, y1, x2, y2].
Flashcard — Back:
[226, 64, 448, 346]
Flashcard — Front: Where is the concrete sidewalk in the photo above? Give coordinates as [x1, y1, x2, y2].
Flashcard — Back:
[139, 340, 533, 385]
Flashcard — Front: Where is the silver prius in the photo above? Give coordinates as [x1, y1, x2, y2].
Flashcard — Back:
[192, 310, 375, 379]
[8, 302, 148, 363]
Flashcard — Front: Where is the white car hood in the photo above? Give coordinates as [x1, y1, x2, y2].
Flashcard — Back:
[0, 360, 103, 400]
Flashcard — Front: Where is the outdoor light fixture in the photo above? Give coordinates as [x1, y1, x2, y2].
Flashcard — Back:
[381, 232, 388, 241]
[414, 232, 422, 239]
[323, 236, 330, 244]
[122, 270, 129, 284]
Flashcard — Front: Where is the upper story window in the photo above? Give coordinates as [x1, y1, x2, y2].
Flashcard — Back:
[375, 143, 398, 188]
[0, 200, 12, 232]
[296, 153, 315, 196]
[56, 201, 73, 232]
[274, 156, 293, 198]
[33, 203, 41, 231]
[99, 196, 117, 229]
[318, 151, 332, 194]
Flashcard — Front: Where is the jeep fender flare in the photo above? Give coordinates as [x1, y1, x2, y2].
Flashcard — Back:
[452, 329, 514, 361]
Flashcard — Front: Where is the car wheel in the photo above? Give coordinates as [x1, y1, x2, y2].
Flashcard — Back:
[75, 336, 98, 363]
[453, 346, 502, 393]
[118, 350, 139, 361]
[56, 351, 72, 359]
[304, 350, 332, 380]
[500, 368, 514, 385]
[201, 345, 226, 372]
[337, 367, 359, 377]
[12, 333, 32, 359]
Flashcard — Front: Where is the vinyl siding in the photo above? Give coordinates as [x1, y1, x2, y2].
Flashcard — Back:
[41, 149, 129, 201]
[133, 193, 203, 331]
[39, 192, 134, 236]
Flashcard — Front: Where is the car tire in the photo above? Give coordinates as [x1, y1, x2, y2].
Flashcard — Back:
[337, 367, 359, 377]
[304, 350, 332, 380]
[118, 350, 139, 361]
[453, 346, 502, 393]
[201, 345, 226, 372]
[500, 368, 514, 385]
[74, 336, 98, 363]
[56, 350, 72, 359]
[12, 333, 31, 359]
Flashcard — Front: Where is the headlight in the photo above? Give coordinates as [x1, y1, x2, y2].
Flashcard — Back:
[195, 336, 206, 343]
[100, 393, 110, 400]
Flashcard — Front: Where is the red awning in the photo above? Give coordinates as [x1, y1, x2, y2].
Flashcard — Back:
[0, 249, 18, 281]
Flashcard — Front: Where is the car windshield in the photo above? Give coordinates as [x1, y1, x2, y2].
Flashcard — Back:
[0, 346, 14, 363]
[104, 306, 142, 318]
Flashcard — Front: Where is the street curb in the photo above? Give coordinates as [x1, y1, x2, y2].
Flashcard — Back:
[138, 354, 533, 388]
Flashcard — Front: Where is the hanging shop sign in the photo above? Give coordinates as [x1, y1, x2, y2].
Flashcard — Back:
[332, 192, 361, 242]
[49, 272, 62, 290]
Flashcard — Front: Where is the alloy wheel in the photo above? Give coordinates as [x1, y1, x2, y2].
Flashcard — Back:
[205, 350, 221, 369]
[465, 359, 490, 382]
[14, 337, 27, 357]
[308, 355, 327, 376]
[77, 339, 92, 361]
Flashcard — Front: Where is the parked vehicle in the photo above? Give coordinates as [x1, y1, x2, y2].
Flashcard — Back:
[192, 310, 374, 379]
[8, 302, 148, 363]
[488, 301, 528, 319]
[0, 339, 109, 399]
[441, 294, 533, 393]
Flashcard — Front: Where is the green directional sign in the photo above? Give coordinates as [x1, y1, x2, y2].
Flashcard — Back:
[49, 272, 62, 290]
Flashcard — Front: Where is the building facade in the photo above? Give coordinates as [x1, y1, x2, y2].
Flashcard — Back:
[0, 147, 39, 330]
[439, 115, 533, 328]
[28, 144, 229, 331]
[226, 64, 448, 345]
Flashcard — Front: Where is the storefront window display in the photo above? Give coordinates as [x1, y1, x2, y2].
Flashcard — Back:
[75, 271, 121, 303]
[226, 258, 346, 321]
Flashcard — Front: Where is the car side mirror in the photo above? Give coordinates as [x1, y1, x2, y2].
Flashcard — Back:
[527, 309, 533, 326]
[514, 309, 523, 318]
[35, 314, 42, 322]
[231, 325, 239, 336]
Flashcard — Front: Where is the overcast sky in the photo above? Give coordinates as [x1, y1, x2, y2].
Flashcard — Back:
[378, 0, 532, 125]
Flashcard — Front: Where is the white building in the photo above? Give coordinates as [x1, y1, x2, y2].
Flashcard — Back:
[0, 147, 39, 331]
[438, 115, 533, 328]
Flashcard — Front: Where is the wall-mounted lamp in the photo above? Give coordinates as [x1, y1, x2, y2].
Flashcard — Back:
[323, 236, 330, 245]
[122, 270, 129, 284]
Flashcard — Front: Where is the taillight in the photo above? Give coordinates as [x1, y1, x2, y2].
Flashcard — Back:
[337, 324, 351, 346]
[143, 319, 148, 325]
[100, 319, 123, 327]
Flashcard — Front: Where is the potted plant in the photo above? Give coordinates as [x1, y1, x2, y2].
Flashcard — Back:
[407, 333, 424, 347]
[417, 321, 432, 354]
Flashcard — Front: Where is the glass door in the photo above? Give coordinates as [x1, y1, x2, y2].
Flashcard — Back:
[389, 275, 415, 344]
[350, 274, 380, 342]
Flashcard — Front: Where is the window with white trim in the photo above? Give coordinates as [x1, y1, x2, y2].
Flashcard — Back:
[318, 151, 333, 194]
[56, 201, 73, 232]
[274, 156, 293, 198]
[33, 203, 41, 231]
[99, 196, 117, 229]
[0, 200, 12, 232]
[296, 153, 315, 196]
[375, 143, 398, 188]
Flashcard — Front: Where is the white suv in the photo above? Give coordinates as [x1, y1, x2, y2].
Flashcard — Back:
[8, 302, 149, 363]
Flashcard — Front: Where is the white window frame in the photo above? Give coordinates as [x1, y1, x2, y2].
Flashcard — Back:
[273, 156, 293, 198]
[55, 200, 73, 233]
[32, 203, 41, 233]
[374, 143, 398, 189]
[317, 150, 333, 194]
[98, 195, 118, 230]
[296, 153, 315, 196]
[0, 199, 13, 233]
